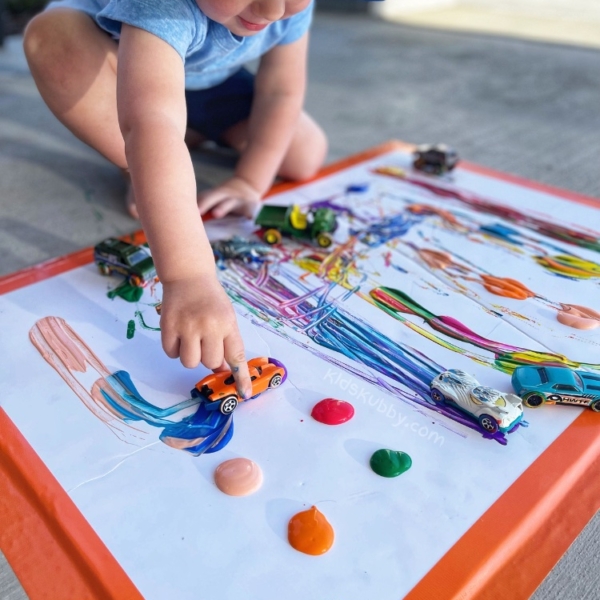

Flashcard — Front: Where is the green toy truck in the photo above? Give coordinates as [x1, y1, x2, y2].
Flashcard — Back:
[94, 238, 157, 287]
[255, 204, 338, 248]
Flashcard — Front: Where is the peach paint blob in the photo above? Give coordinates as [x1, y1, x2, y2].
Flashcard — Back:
[288, 506, 334, 556]
[557, 304, 600, 330]
[214, 458, 263, 497]
[311, 398, 355, 425]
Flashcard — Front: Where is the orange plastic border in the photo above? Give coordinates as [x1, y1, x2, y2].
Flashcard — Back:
[0, 141, 599, 600]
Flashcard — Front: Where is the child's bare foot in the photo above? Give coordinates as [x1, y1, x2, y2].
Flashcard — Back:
[121, 168, 139, 220]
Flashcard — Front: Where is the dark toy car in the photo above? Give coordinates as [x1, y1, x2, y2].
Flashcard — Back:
[94, 238, 157, 287]
[512, 366, 600, 411]
[211, 236, 277, 265]
[413, 143, 459, 175]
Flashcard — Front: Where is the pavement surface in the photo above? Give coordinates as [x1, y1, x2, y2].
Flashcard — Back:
[1, 9, 599, 599]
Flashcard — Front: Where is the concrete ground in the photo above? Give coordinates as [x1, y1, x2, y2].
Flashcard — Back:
[1, 9, 599, 599]
[375, 3, 600, 49]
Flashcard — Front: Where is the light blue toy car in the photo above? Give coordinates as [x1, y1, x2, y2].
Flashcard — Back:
[511, 366, 600, 411]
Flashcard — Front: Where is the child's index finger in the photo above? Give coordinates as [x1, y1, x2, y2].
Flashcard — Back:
[224, 334, 252, 400]
[231, 362, 252, 400]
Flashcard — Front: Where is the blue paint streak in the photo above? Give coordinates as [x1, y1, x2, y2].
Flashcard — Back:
[351, 213, 422, 247]
[100, 370, 233, 456]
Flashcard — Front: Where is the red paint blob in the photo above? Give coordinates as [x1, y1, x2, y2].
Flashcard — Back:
[311, 398, 354, 425]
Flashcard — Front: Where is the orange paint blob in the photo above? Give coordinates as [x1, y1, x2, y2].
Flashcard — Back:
[557, 304, 600, 330]
[288, 506, 334, 555]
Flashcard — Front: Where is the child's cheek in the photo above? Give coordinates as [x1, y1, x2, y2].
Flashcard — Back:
[285, 0, 312, 17]
[195, 0, 244, 22]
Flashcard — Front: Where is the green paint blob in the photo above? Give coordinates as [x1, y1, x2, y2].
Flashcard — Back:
[107, 281, 143, 303]
[126, 320, 136, 339]
[370, 449, 412, 478]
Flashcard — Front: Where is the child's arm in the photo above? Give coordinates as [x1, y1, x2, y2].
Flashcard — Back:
[198, 33, 309, 218]
[117, 25, 252, 397]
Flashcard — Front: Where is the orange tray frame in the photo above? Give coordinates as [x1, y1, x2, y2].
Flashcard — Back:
[1, 141, 599, 600]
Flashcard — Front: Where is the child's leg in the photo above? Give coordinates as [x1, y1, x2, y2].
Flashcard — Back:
[185, 69, 327, 183]
[222, 112, 328, 182]
[24, 8, 126, 170]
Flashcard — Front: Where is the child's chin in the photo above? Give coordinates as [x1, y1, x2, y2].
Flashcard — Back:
[227, 26, 259, 37]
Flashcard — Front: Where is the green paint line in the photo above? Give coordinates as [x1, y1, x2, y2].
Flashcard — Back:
[135, 310, 161, 331]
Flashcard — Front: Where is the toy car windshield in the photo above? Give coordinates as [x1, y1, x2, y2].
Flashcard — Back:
[445, 371, 468, 385]
[472, 386, 504, 405]
[125, 249, 151, 266]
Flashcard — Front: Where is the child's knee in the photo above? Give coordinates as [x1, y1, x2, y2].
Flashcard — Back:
[283, 124, 328, 181]
[24, 10, 101, 80]
[24, 12, 61, 66]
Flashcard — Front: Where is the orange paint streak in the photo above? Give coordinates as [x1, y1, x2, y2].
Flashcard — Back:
[536, 255, 598, 278]
[480, 275, 535, 300]
[288, 506, 334, 556]
[407, 203, 459, 225]
[419, 249, 453, 270]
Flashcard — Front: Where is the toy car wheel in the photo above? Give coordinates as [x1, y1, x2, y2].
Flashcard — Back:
[220, 396, 238, 415]
[263, 229, 282, 245]
[269, 374, 283, 388]
[316, 233, 333, 248]
[129, 274, 143, 288]
[97, 263, 110, 276]
[590, 399, 600, 413]
[478, 414, 499, 434]
[430, 388, 445, 403]
[523, 393, 545, 408]
[267, 358, 288, 383]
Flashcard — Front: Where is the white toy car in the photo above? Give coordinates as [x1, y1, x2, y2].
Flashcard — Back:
[430, 369, 523, 434]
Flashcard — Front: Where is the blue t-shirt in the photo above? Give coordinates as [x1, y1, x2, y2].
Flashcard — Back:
[46, 0, 314, 89]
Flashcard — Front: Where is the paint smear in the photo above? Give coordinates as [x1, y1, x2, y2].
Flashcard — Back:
[311, 398, 354, 425]
[557, 304, 600, 330]
[369, 286, 600, 374]
[214, 458, 263, 496]
[288, 506, 334, 556]
[30, 316, 233, 455]
[535, 255, 600, 279]
[107, 281, 143, 303]
[370, 449, 412, 478]
[419, 249, 453, 269]
[126, 320, 136, 339]
[374, 166, 600, 254]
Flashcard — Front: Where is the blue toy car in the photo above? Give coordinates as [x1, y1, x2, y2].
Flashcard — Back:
[511, 366, 600, 412]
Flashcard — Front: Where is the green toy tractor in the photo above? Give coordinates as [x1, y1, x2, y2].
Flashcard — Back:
[255, 204, 338, 248]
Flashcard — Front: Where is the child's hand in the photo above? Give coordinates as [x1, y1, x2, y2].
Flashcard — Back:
[197, 176, 262, 219]
[160, 273, 253, 399]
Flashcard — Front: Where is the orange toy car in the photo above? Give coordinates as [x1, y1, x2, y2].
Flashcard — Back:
[191, 357, 287, 415]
